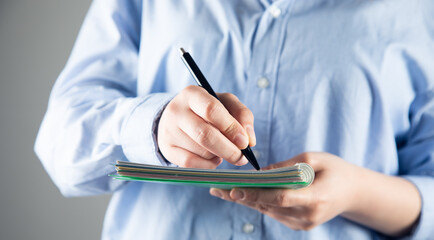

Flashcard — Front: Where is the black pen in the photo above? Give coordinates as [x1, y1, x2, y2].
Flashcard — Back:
[179, 48, 261, 171]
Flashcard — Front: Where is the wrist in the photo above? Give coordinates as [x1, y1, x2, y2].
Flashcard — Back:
[341, 163, 365, 215]
[340, 166, 421, 237]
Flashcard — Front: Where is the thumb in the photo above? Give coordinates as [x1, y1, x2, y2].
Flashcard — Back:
[264, 152, 328, 172]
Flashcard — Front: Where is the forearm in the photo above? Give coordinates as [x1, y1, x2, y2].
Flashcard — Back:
[342, 165, 421, 237]
[35, 90, 176, 196]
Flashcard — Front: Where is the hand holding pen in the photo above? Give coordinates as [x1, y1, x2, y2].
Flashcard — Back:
[156, 49, 259, 170]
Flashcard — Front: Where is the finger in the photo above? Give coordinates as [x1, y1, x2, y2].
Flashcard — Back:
[170, 126, 217, 160]
[262, 212, 307, 231]
[186, 86, 249, 149]
[158, 95, 224, 163]
[264, 152, 327, 171]
[178, 110, 247, 165]
[209, 188, 232, 201]
[165, 146, 222, 169]
[228, 188, 311, 207]
[209, 188, 306, 209]
[158, 118, 216, 161]
[213, 190, 309, 220]
[214, 191, 314, 231]
[218, 93, 256, 147]
[210, 189, 316, 230]
[243, 203, 308, 220]
[210, 189, 310, 229]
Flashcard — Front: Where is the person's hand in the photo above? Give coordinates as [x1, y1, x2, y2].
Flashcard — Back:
[209, 152, 357, 230]
[158, 85, 256, 169]
[210, 152, 422, 236]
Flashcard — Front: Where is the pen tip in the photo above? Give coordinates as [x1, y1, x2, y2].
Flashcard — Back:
[241, 148, 261, 171]
[179, 48, 186, 55]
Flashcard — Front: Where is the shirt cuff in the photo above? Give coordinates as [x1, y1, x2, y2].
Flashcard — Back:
[120, 93, 175, 166]
[402, 175, 434, 239]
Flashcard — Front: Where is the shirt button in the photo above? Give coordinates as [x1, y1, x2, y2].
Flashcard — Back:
[257, 77, 270, 89]
[242, 223, 255, 234]
[252, 150, 261, 160]
[269, 6, 281, 18]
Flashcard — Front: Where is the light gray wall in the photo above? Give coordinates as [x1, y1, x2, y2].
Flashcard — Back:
[0, 1, 111, 239]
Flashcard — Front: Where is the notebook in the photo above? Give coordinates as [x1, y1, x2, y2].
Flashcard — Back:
[112, 161, 315, 189]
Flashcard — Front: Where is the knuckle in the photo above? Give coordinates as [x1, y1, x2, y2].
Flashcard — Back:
[310, 191, 326, 208]
[304, 196, 326, 224]
[299, 152, 313, 165]
[292, 226, 303, 231]
[275, 193, 287, 206]
[203, 100, 220, 120]
[302, 194, 317, 210]
[236, 107, 254, 122]
[209, 156, 222, 166]
[200, 149, 214, 159]
[227, 149, 241, 163]
[290, 223, 305, 231]
[181, 155, 195, 168]
[317, 193, 328, 205]
[257, 203, 269, 212]
[301, 222, 316, 231]
[164, 101, 178, 115]
[245, 189, 259, 202]
[305, 208, 320, 225]
[221, 92, 238, 101]
[183, 85, 199, 94]
[195, 126, 213, 146]
[223, 121, 239, 136]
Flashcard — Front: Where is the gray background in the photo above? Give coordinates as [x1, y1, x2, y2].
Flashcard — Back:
[0, 1, 111, 239]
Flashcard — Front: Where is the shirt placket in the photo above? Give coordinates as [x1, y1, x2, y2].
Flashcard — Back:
[234, 1, 292, 240]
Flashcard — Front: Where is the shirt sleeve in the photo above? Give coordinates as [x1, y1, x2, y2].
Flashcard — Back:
[34, 0, 173, 197]
[398, 87, 434, 239]
[391, 3, 434, 238]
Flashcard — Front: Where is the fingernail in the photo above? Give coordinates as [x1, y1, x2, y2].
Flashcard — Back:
[210, 189, 223, 198]
[245, 125, 256, 145]
[235, 156, 248, 166]
[231, 189, 245, 200]
[234, 133, 248, 149]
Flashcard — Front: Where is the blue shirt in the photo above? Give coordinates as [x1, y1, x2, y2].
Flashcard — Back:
[35, 0, 434, 239]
